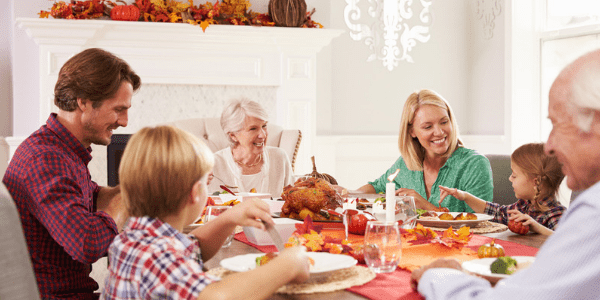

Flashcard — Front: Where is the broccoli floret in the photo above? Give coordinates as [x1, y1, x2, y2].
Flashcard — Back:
[490, 256, 518, 275]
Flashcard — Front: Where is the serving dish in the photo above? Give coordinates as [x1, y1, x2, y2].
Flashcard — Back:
[462, 256, 535, 284]
[416, 212, 493, 228]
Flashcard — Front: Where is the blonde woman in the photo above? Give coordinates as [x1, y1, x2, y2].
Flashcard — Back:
[357, 89, 493, 212]
[208, 98, 294, 196]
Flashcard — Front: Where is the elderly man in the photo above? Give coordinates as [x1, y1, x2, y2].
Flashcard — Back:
[2, 48, 140, 299]
[410, 49, 600, 299]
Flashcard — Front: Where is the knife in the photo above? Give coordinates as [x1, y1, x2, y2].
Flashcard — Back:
[261, 220, 285, 251]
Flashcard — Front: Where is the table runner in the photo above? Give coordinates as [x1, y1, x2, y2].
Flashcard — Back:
[234, 229, 539, 300]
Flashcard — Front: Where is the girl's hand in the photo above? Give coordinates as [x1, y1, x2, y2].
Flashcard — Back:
[438, 186, 467, 207]
[227, 197, 273, 230]
[395, 188, 431, 210]
[508, 209, 548, 234]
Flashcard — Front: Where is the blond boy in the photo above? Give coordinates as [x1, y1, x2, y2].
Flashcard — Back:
[101, 125, 309, 300]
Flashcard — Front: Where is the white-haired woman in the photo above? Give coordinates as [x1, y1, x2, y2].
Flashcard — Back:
[208, 98, 294, 197]
[357, 89, 493, 212]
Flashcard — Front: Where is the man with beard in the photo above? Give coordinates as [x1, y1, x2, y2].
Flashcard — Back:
[3, 48, 141, 299]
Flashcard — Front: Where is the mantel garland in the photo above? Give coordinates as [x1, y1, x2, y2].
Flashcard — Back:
[38, 0, 322, 32]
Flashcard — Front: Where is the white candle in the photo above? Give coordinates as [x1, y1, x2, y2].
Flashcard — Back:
[342, 198, 357, 211]
[386, 182, 396, 222]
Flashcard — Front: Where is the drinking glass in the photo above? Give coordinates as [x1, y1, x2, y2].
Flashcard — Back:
[363, 220, 402, 273]
[396, 196, 417, 229]
[204, 206, 234, 248]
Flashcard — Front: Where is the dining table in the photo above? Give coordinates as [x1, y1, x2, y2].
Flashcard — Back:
[202, 223, 548, 300]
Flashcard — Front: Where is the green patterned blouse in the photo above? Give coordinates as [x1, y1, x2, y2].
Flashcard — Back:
[368, 147, 493, 213]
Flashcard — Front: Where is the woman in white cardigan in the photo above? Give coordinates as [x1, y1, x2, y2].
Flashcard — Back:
[208, 98, 294, 197]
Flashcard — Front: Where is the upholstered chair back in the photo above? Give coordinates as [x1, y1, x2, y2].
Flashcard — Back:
[169, 118, 302, 171]
[486, 154, 518, 206]
[0, 183, 41, 300]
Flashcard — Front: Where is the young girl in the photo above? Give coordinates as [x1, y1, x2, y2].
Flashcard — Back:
[439, 143, 566, 235]
[101, 125, 310, 300]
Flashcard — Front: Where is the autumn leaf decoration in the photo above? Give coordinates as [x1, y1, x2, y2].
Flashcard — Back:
[285, 215, 352, 254]
[404, 223, 472, 249]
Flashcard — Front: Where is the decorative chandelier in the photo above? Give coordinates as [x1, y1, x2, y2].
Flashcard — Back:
[344, 0, 433, 71]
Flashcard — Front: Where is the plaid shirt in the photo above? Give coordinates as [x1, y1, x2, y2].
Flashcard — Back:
[2, 114, 119, 299]
[101, 216, 218, 300]
[484, 197, 566, 230]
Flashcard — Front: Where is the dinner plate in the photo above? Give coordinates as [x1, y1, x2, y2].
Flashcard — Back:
[462, 256, 535, 284]
[212, 193, 271, 204]
[346, 193, 386, 206]
[416, 212, 493, 228]
[220, 252, 357, 274]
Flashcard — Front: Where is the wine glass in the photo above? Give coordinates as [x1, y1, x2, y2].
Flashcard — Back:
[204, 206, 235, 248]
[363, 220, 402, 273]
[395, 196, 417, 229]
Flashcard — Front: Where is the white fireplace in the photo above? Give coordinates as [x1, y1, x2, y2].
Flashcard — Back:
[15, 18, 342, 185]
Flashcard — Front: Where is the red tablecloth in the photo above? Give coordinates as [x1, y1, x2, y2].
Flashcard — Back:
[234, 229, 539, 300]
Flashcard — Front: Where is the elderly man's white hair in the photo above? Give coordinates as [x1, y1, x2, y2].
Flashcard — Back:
[570, 52, 600, 132]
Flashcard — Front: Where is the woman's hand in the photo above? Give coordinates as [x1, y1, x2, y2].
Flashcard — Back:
[227, 197, 273, 230]
[439, 185, 467, 206]
[410, 258, 462, 290]
[395, 188, 435, 210]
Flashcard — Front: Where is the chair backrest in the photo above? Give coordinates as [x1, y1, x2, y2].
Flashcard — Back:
[0, 183, 41, 300]
[169, 118, 302, 171]
[485, 154, 518, 206]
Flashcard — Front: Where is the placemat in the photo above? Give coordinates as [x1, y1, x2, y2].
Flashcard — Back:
[423, 221, 508, 234]
[207, 265, 376, 294]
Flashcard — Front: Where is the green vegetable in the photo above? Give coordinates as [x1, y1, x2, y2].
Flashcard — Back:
[374, 197, 386, 203]
[490, 256, 518, 275]
[416, 209, 428, 217]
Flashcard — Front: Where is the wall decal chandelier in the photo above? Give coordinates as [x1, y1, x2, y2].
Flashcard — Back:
[476, 0, 502, 39]
[344, 0, 433, 71]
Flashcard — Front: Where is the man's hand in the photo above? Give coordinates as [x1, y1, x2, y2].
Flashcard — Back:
[410, 258, 463, 290]
[97, 186, 128, 231]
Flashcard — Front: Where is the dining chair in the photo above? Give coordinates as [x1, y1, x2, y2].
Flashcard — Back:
[485, 154, 518, 206]
[169, 117, 302, 171]
[0, 183, 41, 300]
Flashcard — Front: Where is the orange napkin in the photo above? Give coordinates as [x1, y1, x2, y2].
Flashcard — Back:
[321, 228, 478, 272]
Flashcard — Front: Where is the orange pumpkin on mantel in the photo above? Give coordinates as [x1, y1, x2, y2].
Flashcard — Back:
[110, 4, 140, 21]
[477, 239, 505, 258]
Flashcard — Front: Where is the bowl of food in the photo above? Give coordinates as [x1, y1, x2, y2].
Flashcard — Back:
[243, 218, 302, 246]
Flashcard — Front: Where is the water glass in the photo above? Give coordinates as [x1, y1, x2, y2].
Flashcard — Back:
[396, 196, 417, 229]
[363, 220, 402, 273]
[204, 206, 234, 248]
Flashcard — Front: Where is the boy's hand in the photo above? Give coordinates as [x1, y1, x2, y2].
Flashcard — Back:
[228, 197, 273, 230]
[438, 185, 467, 206]
[274, 247, 311, 283]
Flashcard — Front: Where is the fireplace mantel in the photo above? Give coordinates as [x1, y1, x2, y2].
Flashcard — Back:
[15, 18, 343, 181]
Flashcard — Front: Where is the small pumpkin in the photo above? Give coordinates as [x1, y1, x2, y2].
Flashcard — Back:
[110, 4, 140, 21]
[477, 239, 505, 258]
[508, 219, 530, 235]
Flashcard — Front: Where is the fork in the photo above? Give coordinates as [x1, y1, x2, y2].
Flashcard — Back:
[211, 174, 238, 189]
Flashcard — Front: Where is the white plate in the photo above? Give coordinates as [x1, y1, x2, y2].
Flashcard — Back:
[462, 256, 535, 284]
[416, 212, 493, 228]
[220, 252, 357, 274]
[212, 193, 271, 204]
